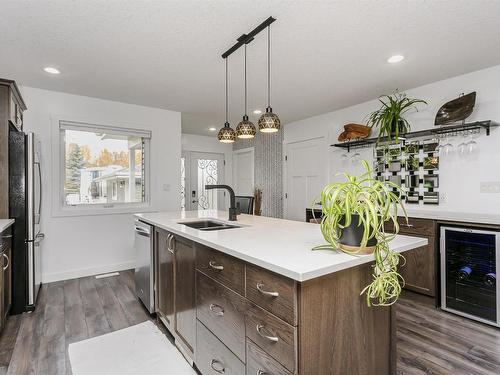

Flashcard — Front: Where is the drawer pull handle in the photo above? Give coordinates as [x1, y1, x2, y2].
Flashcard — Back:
[209, 303, 225, 316]
[257, 371, 267, 375]
[256, 283, 279, 297]
[256, 324, 279, 343]
[210, 359, 225, 373]
[2, 253, 9, 271]
[402, 223, 414, 228]
[209, 261, 224, 271]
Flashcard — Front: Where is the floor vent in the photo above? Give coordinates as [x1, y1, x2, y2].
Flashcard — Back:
[95, 272, 120, 279]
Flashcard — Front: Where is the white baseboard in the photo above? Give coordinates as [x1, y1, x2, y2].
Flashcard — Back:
[42, 260, 136, 283]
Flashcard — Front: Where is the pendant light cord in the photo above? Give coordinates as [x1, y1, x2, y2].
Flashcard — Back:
[244, 43, 248, 116]
[267, 25, 271, 108]
[225, 58, 228, 123]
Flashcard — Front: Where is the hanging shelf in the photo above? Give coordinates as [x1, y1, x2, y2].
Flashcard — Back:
[331, 120, 499, 151]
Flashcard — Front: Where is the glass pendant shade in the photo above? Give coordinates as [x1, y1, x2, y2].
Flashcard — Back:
[218, 122, 236, 143]
[236, 115, 256, 139]
[258, 106, 280, 133]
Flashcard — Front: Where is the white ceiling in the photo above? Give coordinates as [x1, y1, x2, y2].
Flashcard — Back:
[1, 0, 500, 136]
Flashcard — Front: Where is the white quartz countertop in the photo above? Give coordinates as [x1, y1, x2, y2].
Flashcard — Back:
[0, 219, 14, 233]
[402, 208, 500, 226]
[135, 210, 427, 282]
[308, 206, 500, 226]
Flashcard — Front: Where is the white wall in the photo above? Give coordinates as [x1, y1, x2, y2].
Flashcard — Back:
[21, 87, 181, 282]
[284, 64, 500, 216]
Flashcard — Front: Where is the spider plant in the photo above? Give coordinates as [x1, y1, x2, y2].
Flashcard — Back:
[313, 160, 408, 306]
[367, 91, 427, 143]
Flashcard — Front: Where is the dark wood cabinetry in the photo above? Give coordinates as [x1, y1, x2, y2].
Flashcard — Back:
[386, 216, 437, 297]
[172, 234, 196, 355]
[0, 79, 26, 219]
[193, 243, 390, 374]
[155, 229, 175, 330]
[0, 227, 12, 331]
[155, 228, 196, 360]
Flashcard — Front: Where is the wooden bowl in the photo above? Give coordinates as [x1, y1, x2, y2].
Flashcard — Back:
[344, 123, 371, 136]
[338, 130, 370, 142]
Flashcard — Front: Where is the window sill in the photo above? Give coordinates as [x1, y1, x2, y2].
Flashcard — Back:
[51, 203, 156, 218]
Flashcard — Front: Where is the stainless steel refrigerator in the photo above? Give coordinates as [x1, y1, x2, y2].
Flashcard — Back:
[9, 129, 44, 314]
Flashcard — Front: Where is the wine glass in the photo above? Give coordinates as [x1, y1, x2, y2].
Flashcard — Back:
[466, 129, 478, 154]
[457, 131, 468, 156]
[351, 151, 361, 163]
[442, 136, 453, 156]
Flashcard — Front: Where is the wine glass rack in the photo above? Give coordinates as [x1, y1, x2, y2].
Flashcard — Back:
[331, 120, 499, 152]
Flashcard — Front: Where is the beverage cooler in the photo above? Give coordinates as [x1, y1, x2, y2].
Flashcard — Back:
[441, 226, 499, 327]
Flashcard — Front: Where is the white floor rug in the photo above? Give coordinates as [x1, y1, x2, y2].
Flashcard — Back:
[68, 321, 196, 375]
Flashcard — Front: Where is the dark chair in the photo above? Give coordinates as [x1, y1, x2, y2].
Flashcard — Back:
[235, 196, 254, 215]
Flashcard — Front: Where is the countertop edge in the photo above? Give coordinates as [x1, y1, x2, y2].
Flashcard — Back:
[0, 219, 15, 233]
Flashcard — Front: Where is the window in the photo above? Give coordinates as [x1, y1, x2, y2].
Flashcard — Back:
[59, 121, 150, 211]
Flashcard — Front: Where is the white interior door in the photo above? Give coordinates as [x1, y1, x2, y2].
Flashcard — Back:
[233, 147, 254, 196]
[188, 152, 225, 211]
[284, 137, 327, 221]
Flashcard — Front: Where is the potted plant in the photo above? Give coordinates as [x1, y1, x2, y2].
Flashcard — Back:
[367, 91, 427, 143]
[313, 160, 408, 306]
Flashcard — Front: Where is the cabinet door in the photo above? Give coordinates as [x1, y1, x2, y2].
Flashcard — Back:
[3, 240, 11, 319]
[156, 230, 175, 330]
[173, 234, 195, 354]
[399, 238, 436, 297]
[0, 250, 3, 333]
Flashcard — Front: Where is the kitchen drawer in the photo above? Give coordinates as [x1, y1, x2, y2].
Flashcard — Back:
[246, 339, 292, 375]
[196, 243, 245, 295]
[246, 264, 297, 326]
[245, 302, 297, 373]
[196, 320, 245, 375]
[385, 217, 435, 237]
[196, 271, 247, 361]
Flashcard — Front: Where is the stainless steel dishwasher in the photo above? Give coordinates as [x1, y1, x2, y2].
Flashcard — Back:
[134, 219, 155, 313]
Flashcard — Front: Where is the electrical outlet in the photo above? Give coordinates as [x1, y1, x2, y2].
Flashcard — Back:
[163, 184, 171, 192]
[480, 181, 500, 194]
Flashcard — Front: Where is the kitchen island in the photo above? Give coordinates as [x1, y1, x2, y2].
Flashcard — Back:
[135, 210, 427, 375]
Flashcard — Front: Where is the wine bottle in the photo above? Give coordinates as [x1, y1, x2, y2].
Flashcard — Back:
[458, 265, 472, 280]
[484, 272, 496, 287]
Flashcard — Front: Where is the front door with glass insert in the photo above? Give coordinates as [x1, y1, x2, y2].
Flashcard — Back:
[188, 152, 225, 211]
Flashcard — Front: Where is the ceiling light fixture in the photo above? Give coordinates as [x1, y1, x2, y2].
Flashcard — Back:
[43, 66, 60, 74]
[387, 55, 405, 64]
[253, 109, 262, 115]
[236, 44, 256, 139]
[258, 25, 280, 133]
[208, 127, 217, 131]
[218, 59, 236, 143]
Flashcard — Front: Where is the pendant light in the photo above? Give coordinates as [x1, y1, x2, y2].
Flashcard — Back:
[236, 44, 256, 139]
[218, 58, 236, 143]
[258, 25, 280, 133]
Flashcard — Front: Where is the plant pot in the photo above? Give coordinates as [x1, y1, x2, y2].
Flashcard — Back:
[338, 214, 377, 254]
[390, 119, 406, 137]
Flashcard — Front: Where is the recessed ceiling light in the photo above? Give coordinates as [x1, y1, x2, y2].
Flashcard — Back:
[208, 127, 217, 132]
[387, 55, 405, 64]
[43, 66, 61, 74]
[253, 109, 262, 115]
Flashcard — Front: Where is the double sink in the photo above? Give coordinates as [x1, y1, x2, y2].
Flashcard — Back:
[179, 219, 240, 231]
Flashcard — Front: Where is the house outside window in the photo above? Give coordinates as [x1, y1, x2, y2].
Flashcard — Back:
[56, 120, 151, 215]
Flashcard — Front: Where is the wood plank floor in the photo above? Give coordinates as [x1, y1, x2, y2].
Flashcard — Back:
[0, 271, 498, 374]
